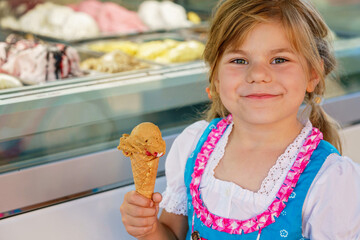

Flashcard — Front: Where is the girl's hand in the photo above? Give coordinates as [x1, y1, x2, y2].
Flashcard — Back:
[120, 191, 162, 238]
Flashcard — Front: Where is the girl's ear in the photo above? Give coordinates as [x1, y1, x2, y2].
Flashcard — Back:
[306, 61, 323, 93]
[306, 71, 320, 93]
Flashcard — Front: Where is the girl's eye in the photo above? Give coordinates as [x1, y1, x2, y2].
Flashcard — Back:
[231, 58, 248, 64]
[272, 58, 287, 64]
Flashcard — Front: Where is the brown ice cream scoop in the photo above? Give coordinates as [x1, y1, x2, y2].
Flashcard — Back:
[117, 122, 166, 198]
[118, 122, 166, 160]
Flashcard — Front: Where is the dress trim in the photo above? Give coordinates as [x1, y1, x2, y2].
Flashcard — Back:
[189, 115, 323, 234]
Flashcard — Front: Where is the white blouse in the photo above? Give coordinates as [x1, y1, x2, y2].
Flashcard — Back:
[159, 120, 360, 239]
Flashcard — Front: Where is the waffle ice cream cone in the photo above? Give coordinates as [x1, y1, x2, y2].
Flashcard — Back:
[118, 122, 166, 199]
[130, 153, 159, 198]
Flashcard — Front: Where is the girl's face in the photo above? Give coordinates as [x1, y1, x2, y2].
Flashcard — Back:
[216, 21, 319, 126]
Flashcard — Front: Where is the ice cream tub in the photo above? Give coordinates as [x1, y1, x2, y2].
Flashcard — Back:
[77, 31, 206, 66]
[77, 48, 161, 75]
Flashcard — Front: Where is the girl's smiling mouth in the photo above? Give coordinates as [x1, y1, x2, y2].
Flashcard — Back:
[244, 93, 281, 99]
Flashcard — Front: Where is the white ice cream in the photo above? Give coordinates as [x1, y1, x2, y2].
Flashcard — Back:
[0, 73, 23, 90]
[1, 2, 99, 41]
[138, 1, 192, 30]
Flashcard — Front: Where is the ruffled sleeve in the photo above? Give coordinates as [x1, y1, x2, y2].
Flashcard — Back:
[159, 120, 208, 216]
[302, 154, 360, 239]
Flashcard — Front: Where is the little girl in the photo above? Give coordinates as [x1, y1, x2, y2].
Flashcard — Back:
[120, 0, 360, 239]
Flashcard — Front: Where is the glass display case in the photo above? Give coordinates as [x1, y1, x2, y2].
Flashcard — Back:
[0, 0, 359, 221]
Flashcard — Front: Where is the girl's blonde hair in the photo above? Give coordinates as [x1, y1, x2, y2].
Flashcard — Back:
[204, 0, 342, 153]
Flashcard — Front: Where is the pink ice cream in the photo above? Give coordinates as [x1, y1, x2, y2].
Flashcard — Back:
[70, 0, 148, 34]
[0, 35, 83, 85]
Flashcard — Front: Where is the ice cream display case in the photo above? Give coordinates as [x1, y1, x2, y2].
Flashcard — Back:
[0, 0, 360, 238]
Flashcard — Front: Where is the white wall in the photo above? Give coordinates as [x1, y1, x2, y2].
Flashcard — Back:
[0, 177, 167, 240]
[341, 123, 360, 163]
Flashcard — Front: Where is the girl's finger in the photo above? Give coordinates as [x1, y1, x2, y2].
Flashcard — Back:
[125, 203, 157, 217]
[152, 192, 162, 204]
[125, 191, 153, 207]
[152, 192, 162, 215]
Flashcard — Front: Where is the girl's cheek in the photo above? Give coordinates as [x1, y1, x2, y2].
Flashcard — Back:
[221, 66, 244, 79]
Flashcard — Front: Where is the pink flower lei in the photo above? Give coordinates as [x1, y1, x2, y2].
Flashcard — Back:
[189, 114, 323, 234]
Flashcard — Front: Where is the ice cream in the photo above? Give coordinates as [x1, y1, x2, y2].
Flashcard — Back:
[187, 11, 202, 24]
[118, 122, 166, 199]
[137, 39, 205, 63]
[0, 73, 23, 90]
[70, 0, 148, 34]
[0, 34, 83, 85]
[1, 2, 99, 41]
[80, 50, 150, 73]
[86, 39, 205, 64]
[87, 41, 139, 55]
[138, 1, 192, 30]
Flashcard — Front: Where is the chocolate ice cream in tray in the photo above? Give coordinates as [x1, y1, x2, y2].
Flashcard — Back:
[76, 31, 206, 66]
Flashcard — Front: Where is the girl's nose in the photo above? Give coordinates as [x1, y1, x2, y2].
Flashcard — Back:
[246, 62, 271, 83]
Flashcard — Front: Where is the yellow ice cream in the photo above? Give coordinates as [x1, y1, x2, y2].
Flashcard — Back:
[187, 11, 201, 24]
[154, 40, 205, 63]
[136, 39, 204, 63]
[87, 39, 205, 64]
[88, 41, 138, 55]
[80, 51, 149, 73]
